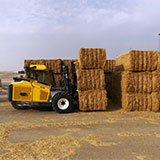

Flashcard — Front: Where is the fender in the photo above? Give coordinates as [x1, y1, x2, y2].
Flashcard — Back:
[49, 90, 62, 102]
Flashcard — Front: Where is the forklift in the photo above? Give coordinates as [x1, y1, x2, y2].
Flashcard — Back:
[8, 62, 77, 113]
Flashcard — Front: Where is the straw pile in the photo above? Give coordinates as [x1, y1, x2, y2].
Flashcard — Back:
[104, 60, 115, 99]
[113, 50, 160, 112]
[77, 48, 108, 111]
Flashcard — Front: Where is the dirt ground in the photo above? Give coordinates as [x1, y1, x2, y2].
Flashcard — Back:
[0, 73, 160, 160]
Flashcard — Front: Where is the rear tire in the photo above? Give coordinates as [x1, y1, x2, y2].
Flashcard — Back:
[11, 102, 29, 110]
[52, 93, 74, 113]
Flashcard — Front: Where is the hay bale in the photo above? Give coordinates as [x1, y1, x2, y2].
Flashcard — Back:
[104, 60, 115, 73]
[45, 59, 62, 73]
[115, 50, 158, 71]
[24, 59, 46, 67]
[78, 48, 106, 69]
[112, 71, 152, 94]
[122, 93, 152, 112]
[122, 72, 152, 93]
[54, 74, 62, 87]
[24, 59, 62, 73]
[76, 69, 106, 91]
[75, 61, 80, 71]
[152, 71, 160, 92]
[78, 90, 108, 111]
[122, 92, 160, 112]
[151, 92, 160, 112]
[157, 52, 160, 70]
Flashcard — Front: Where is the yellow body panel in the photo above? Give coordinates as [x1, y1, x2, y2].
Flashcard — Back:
[30, 64, 47, 70]
[12, 81, 32, 102]
[32, 81, 51, 102]
[11, 80, 51, 102]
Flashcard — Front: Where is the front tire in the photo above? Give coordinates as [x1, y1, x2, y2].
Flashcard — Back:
[52, 93, 74, 113]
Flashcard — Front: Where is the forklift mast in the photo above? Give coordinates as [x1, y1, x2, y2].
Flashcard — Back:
[61, 64, 70, 93]
[60, 62, 77, 96]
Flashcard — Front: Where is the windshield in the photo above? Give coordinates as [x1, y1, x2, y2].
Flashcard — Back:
[28, 70, 53, 85]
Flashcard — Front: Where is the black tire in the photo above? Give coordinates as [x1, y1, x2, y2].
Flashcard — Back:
[11, 102, 29, 110]
[52, 93, 74, 113]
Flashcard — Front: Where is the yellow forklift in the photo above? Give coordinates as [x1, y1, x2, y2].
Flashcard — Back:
[8, 63, 77, 113]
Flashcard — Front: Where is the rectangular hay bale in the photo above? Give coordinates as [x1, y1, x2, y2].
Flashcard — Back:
[151, 92, 160, 112]
[152, 71, 160, 92]
[78, 90, 108, 111]
[76, 69, 106, 91]
[104, 60, 115, 73]
[24, 59, 62, 73]
[53, 74, 62, 87]
[122, 93, 152, 112]
[78, 48, 106, 69]
[121, 72, 152, 93]
[115, 50, 158, 71]
[45, 59, 62, 73]
[112, 71, 152, 94]
[122, 92, 160, 112]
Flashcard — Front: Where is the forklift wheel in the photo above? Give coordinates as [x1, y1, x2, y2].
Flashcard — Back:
[11, 102, 29, 110]
[52, 93, 74, 113]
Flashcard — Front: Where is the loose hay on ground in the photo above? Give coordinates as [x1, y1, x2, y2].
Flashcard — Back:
[0, 136, 80, 160]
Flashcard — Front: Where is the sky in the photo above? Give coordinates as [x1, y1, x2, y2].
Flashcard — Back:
[0, 0, 160, 71]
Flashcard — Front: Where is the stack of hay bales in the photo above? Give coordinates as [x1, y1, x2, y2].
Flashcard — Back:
[113, 50, 160, 112]
[104, 60, 115, 99]
[76, 48, 108, 111]
[24, 59, 77, 87]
